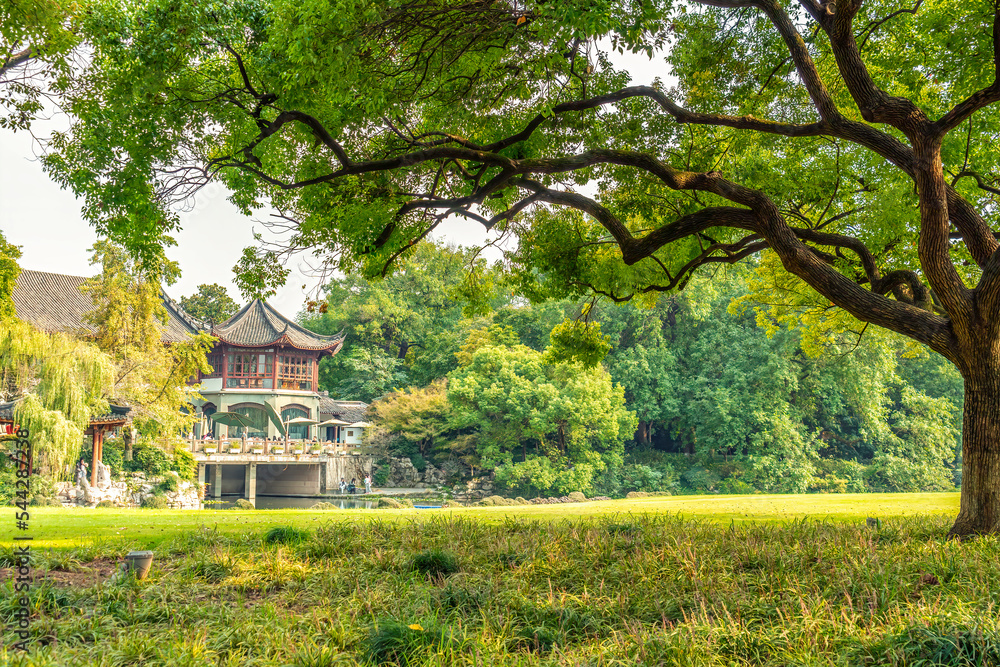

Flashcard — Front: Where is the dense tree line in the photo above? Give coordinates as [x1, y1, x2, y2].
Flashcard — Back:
[301, 243, 961, 497]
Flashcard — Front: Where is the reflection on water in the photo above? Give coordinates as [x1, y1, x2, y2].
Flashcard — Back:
[206, 495, 378, 510]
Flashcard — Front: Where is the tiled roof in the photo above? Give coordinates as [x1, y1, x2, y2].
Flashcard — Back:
[212, 299, 345, 352]
[318, 398, 369, 423]
[12, 269, 201, 343]
[0, 400, 18, 422]
[12, 270, 95, 337]
[0, 398, 131, 425]
[160, 290, 208, 341]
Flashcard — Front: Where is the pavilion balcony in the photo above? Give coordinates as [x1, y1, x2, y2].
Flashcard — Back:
[191, 438, 363, 458]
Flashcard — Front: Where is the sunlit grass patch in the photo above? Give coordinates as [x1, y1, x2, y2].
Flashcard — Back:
[3, 497, 995, 667]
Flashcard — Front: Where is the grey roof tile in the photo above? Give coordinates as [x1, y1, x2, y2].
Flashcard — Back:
[212, 299, 344, 352]
[318, 398, 369, 422]
[12, 269, 200, 343]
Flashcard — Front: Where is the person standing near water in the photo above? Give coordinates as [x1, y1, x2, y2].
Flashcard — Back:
[339, 477, 346, 494]
[364, 474, 372, 494]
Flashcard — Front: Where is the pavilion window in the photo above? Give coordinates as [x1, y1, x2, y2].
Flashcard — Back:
[205, 352, 223, 378]
[225, 349, 274, 389]
[278, 355, 313, 391]
[282, 406, 309, 440]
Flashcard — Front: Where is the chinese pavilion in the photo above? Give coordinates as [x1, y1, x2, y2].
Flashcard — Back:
[11, 270, 370, 449]
[196, 299, 352, 442]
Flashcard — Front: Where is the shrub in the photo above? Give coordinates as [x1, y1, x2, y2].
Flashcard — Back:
[310, 501, 336, 510]
[263, 526, 310, 545]
[101, 441, 125, 478]
[373, 464, 391, 486]
[157, 473, 180, 494]
[172, 448, 197, 481]
[867, 453, 955, 492]
[741, 455, 814, 494]
[717, 478, 757, 494]
[127, 444, 171, 476]
[96, 500, 115, 508]
[30, 495, 62, 507]
[811, 458, 869, 493]
[140, 495, 168, 509]
[410, 454, 427, 472]
[408, 549, 459, 577]
[379, 497, 404, 509]
[567, 491, 586, 502]
[231, 498, 256, 510]
[682, 467, 720, 492]
[478, 495, 516, 506]
[599, 462, 679, 497]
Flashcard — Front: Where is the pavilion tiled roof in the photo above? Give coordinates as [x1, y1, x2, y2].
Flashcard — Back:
[12, 270, 95, 337]
[318, 397, 369, 423]
[212, 299, 345, 353]
[12, 269, 201, 344]
[0, 398, 131, 425]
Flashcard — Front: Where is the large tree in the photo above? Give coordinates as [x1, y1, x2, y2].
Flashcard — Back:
[47, 0, 1000, 535]
[448, 343, 636, 495]
[0, 231, 113, 478]
[1, 0, 77, 131]
[179, 283, 239, 327]
[83, 241, 214, 443]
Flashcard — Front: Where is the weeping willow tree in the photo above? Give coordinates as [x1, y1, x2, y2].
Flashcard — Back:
[0, 232, 114, 478]
[82, 240, 214, 442]
[1, 321, 114, 476]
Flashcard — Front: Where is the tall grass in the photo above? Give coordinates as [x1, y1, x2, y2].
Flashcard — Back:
[2, 513, 999, 666]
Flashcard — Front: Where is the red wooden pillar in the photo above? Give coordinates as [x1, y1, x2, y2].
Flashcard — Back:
[272, 348, 279, 388]
[90, 427, 103, 487]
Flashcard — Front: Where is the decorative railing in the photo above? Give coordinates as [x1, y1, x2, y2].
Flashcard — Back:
[191, 438, 363, 456]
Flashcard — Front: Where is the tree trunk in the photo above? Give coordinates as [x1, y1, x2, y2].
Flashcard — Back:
[950, 377, 1000, 537]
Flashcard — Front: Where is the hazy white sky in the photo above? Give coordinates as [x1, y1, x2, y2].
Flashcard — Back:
[0, 48, 657, 318]
[0, 119, 488, 317]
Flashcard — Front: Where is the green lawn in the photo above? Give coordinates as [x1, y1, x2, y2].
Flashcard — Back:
[2, 495, 997, 667]
[1, 492, 960, 550]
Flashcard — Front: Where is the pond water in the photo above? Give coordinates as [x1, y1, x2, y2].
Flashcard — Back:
[205, 495, 381, 510]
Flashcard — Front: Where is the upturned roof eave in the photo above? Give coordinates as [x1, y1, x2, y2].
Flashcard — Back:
[210, 298, 345, 351]
[210, 332, 344, 352]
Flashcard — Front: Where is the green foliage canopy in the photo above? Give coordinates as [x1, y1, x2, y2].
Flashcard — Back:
[179, 283, 239, 326]
[41, 0, 1000, 533]
[83, 241, 215, 441]
[448, 344, 636, 494]
[1, 0, 78, 131]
